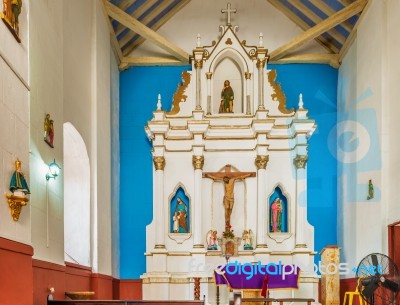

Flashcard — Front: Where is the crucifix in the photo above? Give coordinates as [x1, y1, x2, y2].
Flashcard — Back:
[203, 165, 256, 227]
[221, 3, 237, 26]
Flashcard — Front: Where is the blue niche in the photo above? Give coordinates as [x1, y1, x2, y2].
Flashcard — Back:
[170, 187, 190, 233]
[269, 186, 288, 233]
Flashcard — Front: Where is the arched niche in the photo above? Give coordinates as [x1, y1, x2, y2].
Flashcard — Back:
[209, 49, 248, 115]
[168, 184, 191, 244]
[268, 185, 289, 233]
[63, 122, 91, 266]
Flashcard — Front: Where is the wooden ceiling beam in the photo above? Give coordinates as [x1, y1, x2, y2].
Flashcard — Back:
[104, 1, 189, 63]
[115, 0, 158, 37]
[118, 0, 138, 12]
[122, 0, 190, 56]
[269, 0, 367, 61]
[269, 53, 340, 69]
[339, 0, 371, 61]
[119, 0, 175, 48]
[308, 0, 353, 33]
[101, 0, 122, 64]
[288, 0, 346, 45]
[268, 0, 338, 54]
[119, 56, 186, 70]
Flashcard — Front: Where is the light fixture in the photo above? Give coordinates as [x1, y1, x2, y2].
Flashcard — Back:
[46, 159, 61, 180]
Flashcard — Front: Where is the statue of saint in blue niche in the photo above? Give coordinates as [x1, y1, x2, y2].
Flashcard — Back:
[171, 195, 189, 233]
[269, 187, 288, 233]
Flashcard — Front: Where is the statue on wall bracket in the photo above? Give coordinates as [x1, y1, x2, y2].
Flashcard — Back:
[44, 113, 54, 148]
[5, 159, 30, 221]
[1, 0, 22, 42]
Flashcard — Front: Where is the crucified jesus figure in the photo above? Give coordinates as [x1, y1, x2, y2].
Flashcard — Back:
[203, 165, 256, 227]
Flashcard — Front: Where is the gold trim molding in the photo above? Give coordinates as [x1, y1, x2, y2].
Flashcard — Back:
[256, 58, 267, 69]
[192, 155, 204, 170]
[168, 71, 191, 115]
[194, 59, 203, 69]
[255, 155, 269, 170]
[245, 72, 251, 79]
[6, 194, 29, 221]
[294, 155, 308, 169]
[206, 72, 213, 80]
[153, 156, 166, 170]
[267, 70, 294, 115]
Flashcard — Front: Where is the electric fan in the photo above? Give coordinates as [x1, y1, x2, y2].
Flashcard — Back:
[356, 253, 400, 305]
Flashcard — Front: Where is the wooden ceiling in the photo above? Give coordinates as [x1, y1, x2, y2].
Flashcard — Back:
[102, 0, 370, 70]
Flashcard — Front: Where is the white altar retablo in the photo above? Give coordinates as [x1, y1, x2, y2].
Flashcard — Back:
[142, 6, 318, 305]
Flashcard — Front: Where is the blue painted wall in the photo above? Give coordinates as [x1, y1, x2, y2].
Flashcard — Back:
[119, 64, 338, 278]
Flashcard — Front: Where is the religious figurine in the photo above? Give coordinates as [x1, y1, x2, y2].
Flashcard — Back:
[367, 179, 374, 200]
[242, 229, 253, 250]
[44, 114, 54, 147]
[1, 0, 22, 41]
[173, 197, 188, 233]
[270, 197, 283, 232]
[9, 159, 30, 195]
[219, 80, 234, 113]
[203, 165, 255, 227]
[207, 230, 218, 250]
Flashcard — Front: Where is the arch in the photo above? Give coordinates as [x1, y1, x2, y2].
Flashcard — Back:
[63, 122, 91, 266]
[209, 49, 249, 114]
[268, 184, 289, 233]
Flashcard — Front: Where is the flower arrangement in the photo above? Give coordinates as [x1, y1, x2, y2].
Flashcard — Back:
[222, 224, 235, 239]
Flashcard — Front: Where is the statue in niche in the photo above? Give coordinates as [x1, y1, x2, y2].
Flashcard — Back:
[219, 80, 234, 113]
[9, 159, 30, 196]
[270, 197, 283, 232]
[207, 230, 218, 250]
[171, 197, 189, 233]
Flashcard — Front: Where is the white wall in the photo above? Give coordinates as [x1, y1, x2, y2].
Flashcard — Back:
[338, 0, 400, 274]
[131, 0, 324, 57]
[28, 0, 116, 274]
[0, 0, 30, 243]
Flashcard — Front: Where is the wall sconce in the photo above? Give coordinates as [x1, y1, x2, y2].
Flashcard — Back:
[46, 159, 61, 180]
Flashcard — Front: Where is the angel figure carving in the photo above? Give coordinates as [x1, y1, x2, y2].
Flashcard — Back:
[242, 229, 253, 250]
[206, 230, 218, 250]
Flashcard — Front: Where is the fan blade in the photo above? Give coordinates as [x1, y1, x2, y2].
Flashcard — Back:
[362, 280, 379, 299]
[382, 278, 399, 293]
[371, 254, 379, 275]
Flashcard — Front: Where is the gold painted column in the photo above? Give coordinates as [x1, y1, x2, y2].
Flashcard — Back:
[193, 155, 205, 248]
[153, 156, 166, 249]
[206, 72, 212, 115]
[255, 155, 269, 248]
[245, 72, 251, 115]
[294, 154, 308, 248]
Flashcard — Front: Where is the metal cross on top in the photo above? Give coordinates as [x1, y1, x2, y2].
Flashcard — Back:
[221, 3, 237, 26]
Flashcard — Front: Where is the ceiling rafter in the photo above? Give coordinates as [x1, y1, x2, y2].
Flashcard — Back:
[122, 0, 190, 56]
[101, 0, 122, 64]
[119, 0, 175, 49]
[308, 0, 353, 33]
[118, 0, 138, 12]
[267, 0, 338, 54]
[115, 0, 158, 37]
[270, 0, 367, 61]
[288, 0, 346, 45]
[119, 56, 185, 70]
[339, 0, 371, 61]
[104, 1, 189, 63]
[269, 53, 340, 68]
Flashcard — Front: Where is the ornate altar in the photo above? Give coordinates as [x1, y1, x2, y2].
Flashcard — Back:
[142, 4, 317, 304]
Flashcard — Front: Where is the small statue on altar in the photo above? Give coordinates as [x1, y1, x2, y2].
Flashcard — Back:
[172, 212, 179, 232]
[219, 80, 234, 113]
[270, 197, 283, 232]
[242, 229, 253, 250]
[174, 197, 188, 233]
[207, 230, 218, 250]
[9, 159, 30, 196]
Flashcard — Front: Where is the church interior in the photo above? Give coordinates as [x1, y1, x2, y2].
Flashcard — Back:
[1, 1, 400, 305]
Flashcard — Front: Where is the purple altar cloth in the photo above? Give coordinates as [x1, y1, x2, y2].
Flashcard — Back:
[214, 263, 300, 290]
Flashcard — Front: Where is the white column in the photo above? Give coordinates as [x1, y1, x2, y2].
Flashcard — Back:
[195, 60, 203, 110]
[255, 155, 269, 248]
[257, 58, 266, 110]
[245, 72, 251, 115]
[294, 154, 308, 248]
[153, 156, 166, 248]
[206, 72, 212, 115]
[193, 155, 205, 247]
